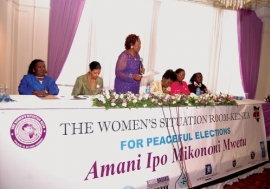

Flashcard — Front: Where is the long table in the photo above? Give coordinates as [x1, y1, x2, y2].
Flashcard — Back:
[0, 95, 269, 189]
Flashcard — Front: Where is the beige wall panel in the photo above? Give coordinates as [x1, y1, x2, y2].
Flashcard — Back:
[0, 0, 8, 87]
[32, 7, 50, 61]
[11, 5, 34, 94]
[1, 0, 50, 94]
[255, 8, 270, 100]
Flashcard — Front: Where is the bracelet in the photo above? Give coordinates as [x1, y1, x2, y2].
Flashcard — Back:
[45, 90, 48, 94]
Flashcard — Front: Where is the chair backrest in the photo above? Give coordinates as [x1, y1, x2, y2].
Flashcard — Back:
[57, 84, 74, 96]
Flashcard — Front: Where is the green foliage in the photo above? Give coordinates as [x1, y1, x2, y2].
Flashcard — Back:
[92, 90, 238, 110]
[264, 95, 270, 102]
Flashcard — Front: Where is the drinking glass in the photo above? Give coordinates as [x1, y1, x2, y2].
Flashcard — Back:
[0, 84, 5, 102]
[0, 84, 5, 95]
[245, 93, 249, 99]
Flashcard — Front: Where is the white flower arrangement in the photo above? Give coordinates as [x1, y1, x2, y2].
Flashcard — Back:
[92, 90, 238, 110]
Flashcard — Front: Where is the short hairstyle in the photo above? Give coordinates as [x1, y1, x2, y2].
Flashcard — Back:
[27, 59, 45, 74]
[89, 61, 101, 70]
[162, 69, 177, 81]
[189, 72, 202, 83]
[124, 34, 140, 50]
[175, 68, 185, 74]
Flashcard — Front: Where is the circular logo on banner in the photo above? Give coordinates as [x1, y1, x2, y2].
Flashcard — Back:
[10, 114, 46, 149]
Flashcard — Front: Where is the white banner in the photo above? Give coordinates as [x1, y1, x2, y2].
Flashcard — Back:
[0, 103, 268, 189]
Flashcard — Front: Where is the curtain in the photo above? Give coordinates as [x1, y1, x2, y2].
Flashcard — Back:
[56, 0, 243, 97]
[237, 9, 263, 99]
[140, 0, 161, 87]
[207, 9, 243, 95]
[48, 0, 85, 80]
[154, 2, 242, 95]
[56, 0, 154, 90]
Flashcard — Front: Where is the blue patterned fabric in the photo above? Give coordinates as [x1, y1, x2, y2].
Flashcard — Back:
[18, 74, 59, 95]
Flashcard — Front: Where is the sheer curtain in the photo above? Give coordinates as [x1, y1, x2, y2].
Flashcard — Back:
[56, 0, 154, 92]
[213, 10, 243, 95]
[154, 1, 243, 95]
[57, 0, 244, 96]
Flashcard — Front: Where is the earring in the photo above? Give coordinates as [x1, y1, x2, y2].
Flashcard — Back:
[131, 46, 133, 48]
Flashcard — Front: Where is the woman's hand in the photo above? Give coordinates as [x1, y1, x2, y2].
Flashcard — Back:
[162, 87, 171, 95]
[32, 90, 49, 96]
[133, 74, 143, 81]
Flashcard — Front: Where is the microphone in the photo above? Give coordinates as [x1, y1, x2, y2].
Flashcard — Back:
[140, 58, 144, 75]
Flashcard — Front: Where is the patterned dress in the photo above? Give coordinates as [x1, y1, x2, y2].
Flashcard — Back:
[114, 51, 141, 94]
[150, 80, 171, 94]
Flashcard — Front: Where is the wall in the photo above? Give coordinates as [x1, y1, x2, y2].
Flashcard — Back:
[0, 0, 50, 94]
[255, 7, 270, 100]
[0, 0, 8, 90]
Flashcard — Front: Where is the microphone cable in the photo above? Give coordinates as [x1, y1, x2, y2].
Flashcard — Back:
[175, 106, 193, 189]
[161, 105, 193, 189]
[170, 105, 192, 189]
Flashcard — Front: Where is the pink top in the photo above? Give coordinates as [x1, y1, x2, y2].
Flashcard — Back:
[170, 81, 190, 95]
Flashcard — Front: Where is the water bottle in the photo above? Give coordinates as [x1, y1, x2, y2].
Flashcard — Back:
[196, 87, 200, 95]
[146, 83, 150, 94]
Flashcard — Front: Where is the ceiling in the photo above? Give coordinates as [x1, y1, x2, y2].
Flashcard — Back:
[177, 0, 270, 10]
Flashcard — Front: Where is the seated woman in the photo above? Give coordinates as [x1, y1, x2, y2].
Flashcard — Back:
[150, 69, 176, 95]
[18, 59, 59, 95]
[170, 68, 190, 95]
[188, 72, 208, 94]
[72, 61, 103, 96]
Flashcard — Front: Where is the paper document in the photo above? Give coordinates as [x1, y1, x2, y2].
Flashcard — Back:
[38, 95, 59, 100]
[142, 70, 160, 77]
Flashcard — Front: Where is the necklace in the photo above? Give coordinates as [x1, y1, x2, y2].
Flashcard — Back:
[36, 76, 44, 79]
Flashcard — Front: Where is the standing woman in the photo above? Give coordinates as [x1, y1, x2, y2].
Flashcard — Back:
[72, 61, 103, 96]
[114, 34, 145, 94]
[170, 68, 190, 95]
[18, 59, 59, 95]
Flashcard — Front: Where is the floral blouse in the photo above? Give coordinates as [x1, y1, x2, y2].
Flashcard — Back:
[114, 51, 141, 94]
